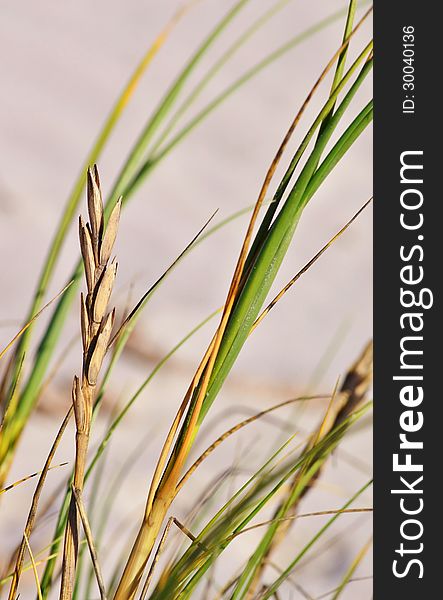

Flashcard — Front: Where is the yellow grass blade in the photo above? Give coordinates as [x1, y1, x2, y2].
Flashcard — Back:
[23, 532, 43, 600]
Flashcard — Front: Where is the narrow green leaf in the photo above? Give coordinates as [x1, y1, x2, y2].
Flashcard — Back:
[260, 480, 373, 599]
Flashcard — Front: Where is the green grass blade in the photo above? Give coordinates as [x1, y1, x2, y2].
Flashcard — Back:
[126, 9, 360, 198]
[147, 0, 296, 158]
[260, 480, 373, 599]
[244, 40, 372, 272]
[319, 0, 358, 135]
[306, 99, 373, 199]
[104, 0, 251, 211]
[198, 62, 373, 427]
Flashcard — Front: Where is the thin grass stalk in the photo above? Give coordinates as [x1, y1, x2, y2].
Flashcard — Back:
[73, 416, 110, 600]
[59, 167, 120, 600]
[71, 485, 107, 600]
[7, 409, 72, 600]
[330, 536, 372, 600]
[23, 532, 43, 600]
[0, 282, 73, 364]
[250, 198, 372, 332]
[259, 480, 373, 600]
[175, 395, 328, 496]
[0, 464, 65, 497]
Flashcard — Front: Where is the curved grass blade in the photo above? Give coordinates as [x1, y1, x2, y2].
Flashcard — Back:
[0, 463, 67, 496]
[175, 395, 328, 495]
[259, 480, 373, 599]
[330, 536, 372, 600]
[228, 508, 372, 543]
[7, 409, 72, 600]
[198, 64, 373, 428]
[0, 281, 73, 363]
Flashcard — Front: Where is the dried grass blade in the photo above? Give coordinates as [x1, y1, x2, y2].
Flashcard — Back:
[0, 463, 67, 496]
[175, 395, 328, 495]
[109, 210, 218, 349]
[71, 486, 107, 600]
[23, 532, 43, 600]
[7, 408, 72, 600]
[251, 198, 372, 331]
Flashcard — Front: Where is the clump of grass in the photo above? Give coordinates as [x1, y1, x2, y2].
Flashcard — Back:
[112, 8, 372, 595]
[0, 2, 373, 598]
[237, 342, 373, 599]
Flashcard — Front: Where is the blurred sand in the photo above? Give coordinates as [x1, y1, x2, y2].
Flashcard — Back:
[0, 1, 372, 598]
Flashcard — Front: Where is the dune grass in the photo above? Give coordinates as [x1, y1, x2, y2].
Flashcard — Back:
[0, 1, 372, 598]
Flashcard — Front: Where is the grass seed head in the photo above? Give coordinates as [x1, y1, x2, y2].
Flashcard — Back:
[60, 165, 120, 600]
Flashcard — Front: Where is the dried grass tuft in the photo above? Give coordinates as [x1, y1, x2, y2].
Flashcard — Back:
[59, 166, 120, 600]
